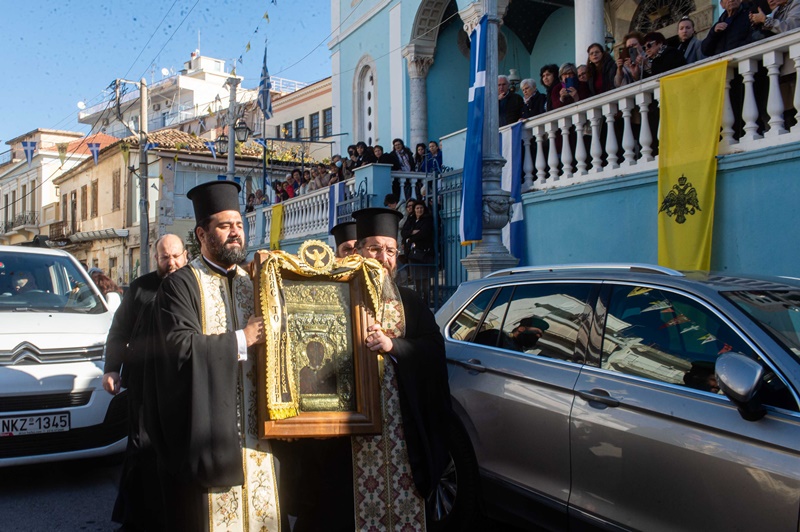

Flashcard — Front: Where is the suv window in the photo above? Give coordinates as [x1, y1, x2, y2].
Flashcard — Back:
[467, 283, 593, 362]
[448, 288, 497, 341]
[602, 284, 797, 410]
[0, 251, 103, 313]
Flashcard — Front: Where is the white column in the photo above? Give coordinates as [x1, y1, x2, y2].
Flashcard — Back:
[574, 0, 606, 65]
[403, 45, 435, 149]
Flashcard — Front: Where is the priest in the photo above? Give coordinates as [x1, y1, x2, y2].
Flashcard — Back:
[143, 180, 281, 531]
[352, 207, 452, 530]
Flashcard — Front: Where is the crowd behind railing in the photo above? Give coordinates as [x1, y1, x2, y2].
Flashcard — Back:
[245, 137, 444, 213]
[504, 3, 800, 127]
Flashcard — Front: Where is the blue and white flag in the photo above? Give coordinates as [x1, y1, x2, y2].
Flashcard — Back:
[144, 142, 158, 152]
[459, 15, 487, 244]
[88, 142, 101, 166]
[22, 141, 36, 168]
[254, 138, 268, 149]
[328, 181, 345, 233]
[257, 48, 273, 120]
[204, 141, 217, 159]
[501, 122, 526, 264]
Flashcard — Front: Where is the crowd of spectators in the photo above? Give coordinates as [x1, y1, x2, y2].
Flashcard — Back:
[500, 3, 800, 127]
[246, 136, 444, 209]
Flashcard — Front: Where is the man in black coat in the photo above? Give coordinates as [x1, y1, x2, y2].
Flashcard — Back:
[701, 0, 759, 57]
[103, 233, 187, 531]
[499, 75, 524, 126]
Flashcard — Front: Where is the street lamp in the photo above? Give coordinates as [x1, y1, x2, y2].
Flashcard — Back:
[234, 119, 250, 143]
[216, 134, 229, 156]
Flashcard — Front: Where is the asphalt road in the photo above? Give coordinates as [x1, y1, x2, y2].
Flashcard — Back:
[0, 455, 526, 532]
[0, 455, 122, 531]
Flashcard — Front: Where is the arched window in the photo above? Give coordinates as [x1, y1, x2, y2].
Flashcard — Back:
[356, 63, 376, 146]
[631, 0, 696, 34]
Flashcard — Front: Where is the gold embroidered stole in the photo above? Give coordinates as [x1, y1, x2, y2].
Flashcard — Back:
[352, 282, 426, 530]
[190, 258, 281, 532]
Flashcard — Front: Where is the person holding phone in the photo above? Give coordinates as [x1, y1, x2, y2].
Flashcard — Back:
[615, 32, 646, 87]
[552, 62, 589, 110]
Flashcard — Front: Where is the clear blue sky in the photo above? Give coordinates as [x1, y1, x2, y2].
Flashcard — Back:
[0, 0, 331, 145]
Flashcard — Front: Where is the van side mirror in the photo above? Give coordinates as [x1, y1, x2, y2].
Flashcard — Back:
[716, 353, 767, 421]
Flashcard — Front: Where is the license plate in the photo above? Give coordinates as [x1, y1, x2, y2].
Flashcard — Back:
[0, 412, 70, 436]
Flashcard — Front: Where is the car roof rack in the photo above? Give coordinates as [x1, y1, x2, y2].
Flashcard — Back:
[485, 263, 684, 278]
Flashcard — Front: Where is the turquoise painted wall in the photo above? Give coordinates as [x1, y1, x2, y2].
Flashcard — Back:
[426, 18, 470, 144]
[521, 145, 800, 276]
[528, 8, 576, 82]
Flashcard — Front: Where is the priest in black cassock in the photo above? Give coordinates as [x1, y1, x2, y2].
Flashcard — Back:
[143, 180, 281, 532]
[352, 207, 452, 529]
[104, 233, 187, 531]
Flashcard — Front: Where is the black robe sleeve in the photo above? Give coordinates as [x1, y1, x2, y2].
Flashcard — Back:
[105, 272, 160, 387]
[144, 267, 244, 488]
[389, 287, 452, 498]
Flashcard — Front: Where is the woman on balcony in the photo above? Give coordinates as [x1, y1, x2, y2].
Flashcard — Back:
[677, 16, 706, 64]
[551, 63, 590, 110]
[586, 43, 617, 95]
[539, 64, 559, 112]
[615, 32, 646, 87]
[519, 79, 546, 119]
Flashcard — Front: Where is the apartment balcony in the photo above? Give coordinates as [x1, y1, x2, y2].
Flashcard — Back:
[49, 220, 73, 241]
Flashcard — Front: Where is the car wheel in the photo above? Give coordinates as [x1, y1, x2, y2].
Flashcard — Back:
[427, 420, 481, 531]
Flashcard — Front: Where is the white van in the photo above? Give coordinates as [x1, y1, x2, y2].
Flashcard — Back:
[0, 244, 126, 466]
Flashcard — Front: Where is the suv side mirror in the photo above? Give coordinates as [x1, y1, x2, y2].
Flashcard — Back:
[716, 352, 767, 421]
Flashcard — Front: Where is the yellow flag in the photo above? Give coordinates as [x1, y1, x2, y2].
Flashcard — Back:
[120, 142, 130, 167]
[270, 204, 283, 251]
[657, 61, 727, 271]
[57, 143, 68, 165]
[245, 41, 251, 53]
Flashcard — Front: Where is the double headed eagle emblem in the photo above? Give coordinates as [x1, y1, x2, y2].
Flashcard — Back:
[659, 174, 701, 224]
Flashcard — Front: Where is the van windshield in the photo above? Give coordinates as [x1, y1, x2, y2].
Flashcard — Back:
[0, 251, 103, 313]
[725, 290, 800, 360]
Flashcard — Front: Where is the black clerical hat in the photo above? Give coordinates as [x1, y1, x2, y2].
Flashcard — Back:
[186, 180, 241, 222]
[330, 221, 357, 247]
[352, 207, 402, 241]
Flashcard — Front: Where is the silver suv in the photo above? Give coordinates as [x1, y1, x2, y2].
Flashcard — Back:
[435, 264, 800, 531]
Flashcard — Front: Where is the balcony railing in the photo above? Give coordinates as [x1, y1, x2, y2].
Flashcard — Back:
[10, 211, 39, 229]
[247, 178, 360, 249]
[516, 28, 800, 192]
[49, 220, 72, 240]
[0, 149, 12, 166]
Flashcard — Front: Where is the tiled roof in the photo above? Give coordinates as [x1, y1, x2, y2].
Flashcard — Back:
[121, 129, 262, 158]
[39, 132, 120, 155]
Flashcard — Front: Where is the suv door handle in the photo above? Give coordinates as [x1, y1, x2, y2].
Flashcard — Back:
[577, 389, 620, 407]
[458, 359, 487, 373]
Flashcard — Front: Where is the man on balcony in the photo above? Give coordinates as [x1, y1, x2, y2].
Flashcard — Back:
[702, 0, 761, 57]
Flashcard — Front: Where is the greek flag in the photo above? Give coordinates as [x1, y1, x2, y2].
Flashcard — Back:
[88, 143, 101, 166]
[144, 142, 158, 152]
[459, 15, 487, 244]
[204, 141, 217, 159]
[501, 122, 526, 264]
[258, 48, 273, 120]
[22, 141, 36, 168]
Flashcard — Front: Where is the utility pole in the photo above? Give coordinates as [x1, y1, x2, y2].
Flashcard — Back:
[226, 77, 240, 181]
[139, 78, 150, 274]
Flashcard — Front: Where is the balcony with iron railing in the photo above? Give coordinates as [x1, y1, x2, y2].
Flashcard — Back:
[10, 211, 39, 229]
[49, 220, 72, 241]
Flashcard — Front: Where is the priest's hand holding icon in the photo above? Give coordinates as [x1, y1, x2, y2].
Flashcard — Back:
[244, 315, 265, 346]
[366, 323, 393, 354]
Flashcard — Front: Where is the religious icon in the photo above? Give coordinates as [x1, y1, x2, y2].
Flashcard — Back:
[252, 241, 384, 438]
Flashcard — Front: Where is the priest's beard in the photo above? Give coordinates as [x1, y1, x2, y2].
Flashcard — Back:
[207, 233, 247, 267]
[381, 266, 397, 301]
